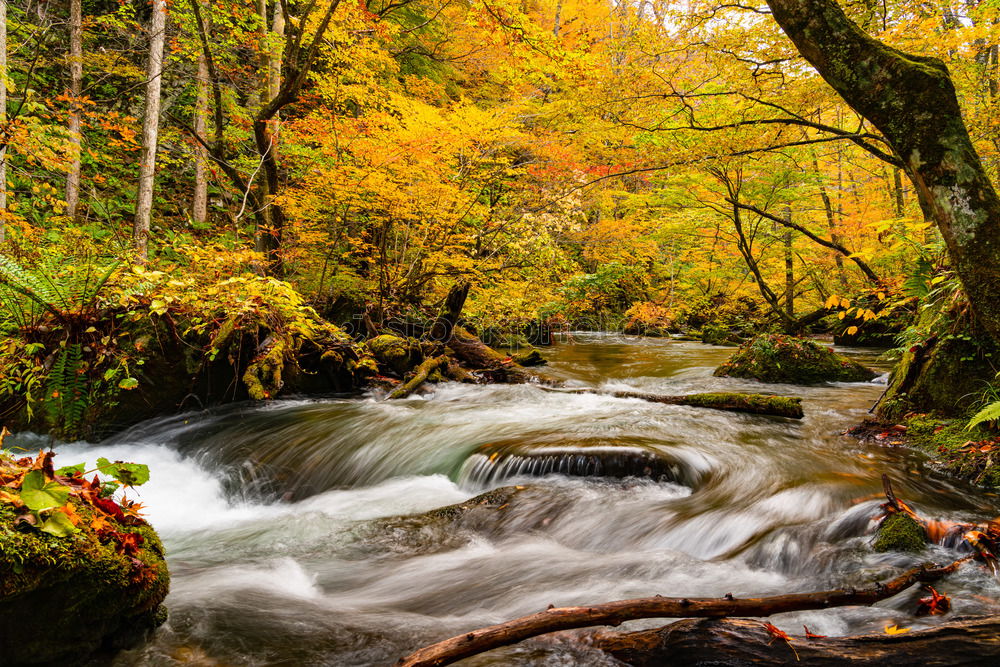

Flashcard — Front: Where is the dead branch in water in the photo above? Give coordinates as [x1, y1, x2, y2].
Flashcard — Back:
[397, 557, 970, 667]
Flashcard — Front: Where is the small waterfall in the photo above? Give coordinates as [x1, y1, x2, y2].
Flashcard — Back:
[458, 441, 699, 487]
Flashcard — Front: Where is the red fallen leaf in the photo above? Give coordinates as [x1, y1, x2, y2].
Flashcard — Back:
[916, 585, 951, 616]
[92, 496, 126, 522]
[761, 622, 799, 660]
[803, 625, 827, 639]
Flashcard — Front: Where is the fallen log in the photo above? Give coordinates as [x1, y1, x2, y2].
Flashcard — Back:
[388, 356, 449, 399]
[541, 388, 804, 419]
[591, 616, 1000, 666]
[448, 326, 559, 385]
[396, 557, 968, 667]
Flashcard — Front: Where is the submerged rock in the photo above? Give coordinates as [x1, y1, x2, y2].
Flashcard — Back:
[714, 334, 877, 385]
[459, 439, 699, 487]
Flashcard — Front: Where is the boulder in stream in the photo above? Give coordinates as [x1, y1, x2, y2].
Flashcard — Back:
[872, 512, 928, 552]
[0, 453, 169, 665]
[714, 334, 877, 385]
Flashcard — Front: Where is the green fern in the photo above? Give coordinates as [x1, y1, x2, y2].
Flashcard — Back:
[45, 343, 89, 436]
[967, 400, 1000, 430]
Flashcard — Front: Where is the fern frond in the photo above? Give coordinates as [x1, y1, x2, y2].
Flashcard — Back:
[967, 400, 1000, 430]
[0, 255, 65, 319]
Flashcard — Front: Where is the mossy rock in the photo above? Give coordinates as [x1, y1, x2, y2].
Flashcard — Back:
[714, 334, 877, 385]
[366, 334, 424, 376]
[0, 502, 169, 665]
[700, 324, 742, 346]
[872, 513, 927, 553]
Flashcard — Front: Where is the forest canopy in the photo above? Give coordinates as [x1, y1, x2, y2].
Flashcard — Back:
[1, 0, 999, 433]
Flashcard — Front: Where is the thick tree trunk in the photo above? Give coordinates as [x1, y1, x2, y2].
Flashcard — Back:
[764, 0, 1000, 342]
[592, 617, 1000, 666]
[133, 0, 168, 261]
[428, 282, 470, 342]
[65, 0, 83, 219]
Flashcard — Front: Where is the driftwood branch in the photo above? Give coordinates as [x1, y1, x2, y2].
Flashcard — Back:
[542, 388, 804, 419]
[397, 558, 970, 667]
[389, 356, 449, 399]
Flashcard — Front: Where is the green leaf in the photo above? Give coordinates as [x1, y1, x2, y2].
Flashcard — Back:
[39, 511, 78, 537]
[96, 457, 150, 487]
[117, 377, 139, 390]
[20, 470, 71, 511]
[55, 463, 86, 477]
[968, 400, 1000, 430]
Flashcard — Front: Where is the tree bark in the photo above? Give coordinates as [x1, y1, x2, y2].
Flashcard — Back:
[397, 558, 968, 667]
[388, 356, 448, 399]
[764, 0, 1000, 342]
[428, 282, 470, 343]
[592, 616, 1000, 666]
[192, 49, 209, 226]
[133, 0, 168, 261]
[65, 0, 83, 219]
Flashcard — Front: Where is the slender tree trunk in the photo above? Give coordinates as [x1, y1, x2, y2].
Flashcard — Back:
[65, 0, 83, 219]
[814, 160, 848, 287]
[765, 0, 1000, 342]
[269, 2, 284, 102]
[192, 51, 209, 225]
[133, 0, 168, 261]
[783, 206, 794, 317]
[0, 0, 7, 244]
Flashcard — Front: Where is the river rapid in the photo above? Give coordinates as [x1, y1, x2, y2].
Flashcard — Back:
[23, 334, 1000, 665]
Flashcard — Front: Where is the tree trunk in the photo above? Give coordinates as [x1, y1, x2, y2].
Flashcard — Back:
[133, 0, 168, 261]
[192, 50, 209, 226]
[764, 0, 1000, 343]
[783, 206, 794, 318]
[65, 0, 83, 219]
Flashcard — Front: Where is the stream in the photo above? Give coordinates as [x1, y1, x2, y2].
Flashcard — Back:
[24, 334, 1000, 665]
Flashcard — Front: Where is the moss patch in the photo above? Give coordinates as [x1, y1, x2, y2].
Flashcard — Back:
[700, 324, 741, 346]
[510, 347, 547, 367]
[714, 334, 877, 385]
[872, 512, 927, 552]
[366, 334, 424, 376]
[681, 392, 803, 418]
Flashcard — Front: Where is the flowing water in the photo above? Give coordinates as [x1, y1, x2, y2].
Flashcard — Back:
[21, 334, 1000, 665]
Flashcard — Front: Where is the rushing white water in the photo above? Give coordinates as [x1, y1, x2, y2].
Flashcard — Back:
[18, 334, 1000, 665]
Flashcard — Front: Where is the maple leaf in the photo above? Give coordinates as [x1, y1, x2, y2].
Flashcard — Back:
[803, 625, 826, 639]
[884, 624, 910, 635]
[916, 585, 951, 616]
[761, 622, 799, 661]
